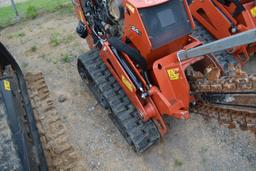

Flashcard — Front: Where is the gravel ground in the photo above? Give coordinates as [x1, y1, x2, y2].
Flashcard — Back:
[0, 10, 256, 171]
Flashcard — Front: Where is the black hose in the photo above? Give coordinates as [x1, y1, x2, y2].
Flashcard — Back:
[108, 37, 147, 71]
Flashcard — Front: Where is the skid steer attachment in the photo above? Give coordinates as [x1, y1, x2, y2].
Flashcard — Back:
[0, 42, 84, 170]
[73, 0, 256, 152]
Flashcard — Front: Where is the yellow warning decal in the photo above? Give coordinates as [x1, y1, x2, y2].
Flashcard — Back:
[167, 68, 180, 81]
[3, 80, 11, 91]
[251, 6, 256, 17]
[121, 75, 133, 92]
[126, 3, 135, 14]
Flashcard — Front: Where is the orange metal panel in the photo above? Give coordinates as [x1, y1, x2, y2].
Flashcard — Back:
[127, 0, 169, 8]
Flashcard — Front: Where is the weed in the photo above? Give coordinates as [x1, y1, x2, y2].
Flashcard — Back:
[52, 59, 58, 64]
[49, 33, 61, 47]
[17, 32, 25, 37]
[174, 159, 183, 167]
[26, 5, 38, 19]
[30, 45, 37, 52]
[8, 35, 14, 39]
[62, 54, 74, 63]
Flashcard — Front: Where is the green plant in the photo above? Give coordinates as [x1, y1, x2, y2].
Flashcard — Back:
[30, 45, 37, 52]
[26, 5, 38, 19]
[62, 54, 74, 63]
[49, 33, 61, 47]
[174, 159, 183, 167]
[17, 32, 25, 37]
[52, 59, 58, 64]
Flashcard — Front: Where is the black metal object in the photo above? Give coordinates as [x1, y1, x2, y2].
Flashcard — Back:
[217, 0, 245, 17]
[76, 21, 88, 39]
[0, 42, 48, 171]
[110, 46, 144, 93]
[109, 37, 147, 71]
[109, 37, 152, 89]
[211, 102, 256, 109]
[10, 0, 19, 17]
[178, 29, 256, 61]
[201, 92, 256, 110]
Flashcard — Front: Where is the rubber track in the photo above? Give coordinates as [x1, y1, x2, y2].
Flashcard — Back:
[78, 49, 160, 153]
[0, 98, 22, 171]
[192, 20, 237, 70]
[25, 73, 84, 170]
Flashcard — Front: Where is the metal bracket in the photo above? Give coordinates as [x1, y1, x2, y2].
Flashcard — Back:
[178, 29, 256, 61]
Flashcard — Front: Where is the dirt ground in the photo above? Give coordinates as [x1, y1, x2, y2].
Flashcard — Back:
[1, 10, 256, 171]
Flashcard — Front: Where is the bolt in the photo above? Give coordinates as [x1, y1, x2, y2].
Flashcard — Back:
[141, 92, 149, 99]
[231, 27, 237, 33]
[139, 87, 144, 92]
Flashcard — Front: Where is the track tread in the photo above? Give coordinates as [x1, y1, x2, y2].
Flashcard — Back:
[78, 49, 160, 153]
[25, 73, 84, 170]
